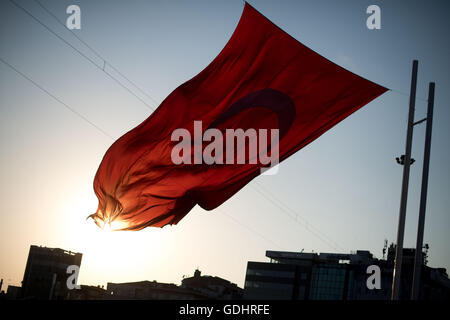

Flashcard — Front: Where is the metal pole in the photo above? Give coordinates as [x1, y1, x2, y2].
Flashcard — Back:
[411, 82, 435, 300]
[391, 60, 418, 300]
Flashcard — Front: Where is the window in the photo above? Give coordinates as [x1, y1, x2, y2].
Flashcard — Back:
[245, 281, 293, 291]
[310, 265, 347, 300]
[247, 269, 295, 278]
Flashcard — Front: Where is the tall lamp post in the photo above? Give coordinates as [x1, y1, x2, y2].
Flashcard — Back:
[391, 60, 418, 300]
[411, 82, 435, 300]
[391, 60, 436, 300]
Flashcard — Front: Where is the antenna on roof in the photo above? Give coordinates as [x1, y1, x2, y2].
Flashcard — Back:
[383, 239, 388, 260]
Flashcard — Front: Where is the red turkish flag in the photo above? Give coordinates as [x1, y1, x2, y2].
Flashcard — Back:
[90, 3, 387, 230]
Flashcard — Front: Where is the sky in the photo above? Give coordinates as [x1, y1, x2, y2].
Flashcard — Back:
[0, 0, 449, 291]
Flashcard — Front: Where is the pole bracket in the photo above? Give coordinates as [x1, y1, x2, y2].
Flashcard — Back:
[413, 118, 427, 126]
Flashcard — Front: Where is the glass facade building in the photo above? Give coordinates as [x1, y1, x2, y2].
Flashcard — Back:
[310, 265, 350, 300]
[243, 248, 450, 300]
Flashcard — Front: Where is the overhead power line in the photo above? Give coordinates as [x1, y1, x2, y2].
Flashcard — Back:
[8, 0, 157, 111]
[217, 208, 283, 250]
[33, 0, 160, 107]
[251, 181, 344, 251]
[0, 56, 114, 140]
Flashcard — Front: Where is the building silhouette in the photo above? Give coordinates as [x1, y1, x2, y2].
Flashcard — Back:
[67, 285, 107, 300]
[105, 270, 243, 300]
[181, 269, 243, 299]
[21, 245, 82, 300]
[244, 245, 450, 300]
[6, 285, 21, 300]
[9, 243, 449, 300]
[106, 280, 205, 300]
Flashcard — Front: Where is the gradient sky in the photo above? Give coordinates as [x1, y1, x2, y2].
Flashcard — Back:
[1, 0, 449, 291]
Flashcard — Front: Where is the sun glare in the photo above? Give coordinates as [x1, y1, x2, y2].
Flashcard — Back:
[63, 196, 173, 286]
[102, 222, 113, 232]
